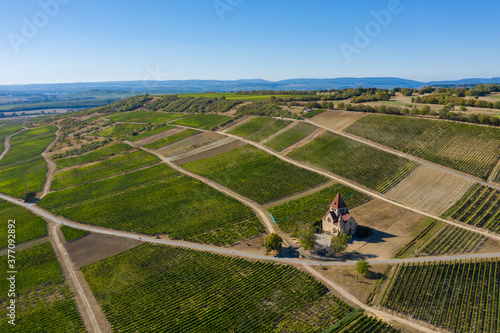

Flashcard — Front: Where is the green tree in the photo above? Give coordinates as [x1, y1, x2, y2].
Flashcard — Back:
[330, 232, 352, 254]
[265, 233, 283, 253]
[298, 223, 316, 250]
[20, 190, 37, 203]
[356, 260, 371, 280]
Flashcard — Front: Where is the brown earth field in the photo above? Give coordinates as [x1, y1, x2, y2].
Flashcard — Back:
[65, 233, 143, 268]
[385, 165, 475, 216]
[314, 264, 391, 305]
[157, 131, 223, 156]
[133, 127, 185, 146]
[346, 199, 429, 260]
[308, 110, 368, 131]
[173, 138, 246, 165]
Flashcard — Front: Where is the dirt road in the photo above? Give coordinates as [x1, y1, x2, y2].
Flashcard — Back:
[0, 128, 26, 161]
[40, 126, 61, 198]
[49, 223, 112, 333]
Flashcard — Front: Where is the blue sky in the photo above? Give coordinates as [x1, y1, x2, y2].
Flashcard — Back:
[0, 0, 498, 84]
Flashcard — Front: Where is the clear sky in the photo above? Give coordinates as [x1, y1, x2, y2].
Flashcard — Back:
[0, 0, 498, 84]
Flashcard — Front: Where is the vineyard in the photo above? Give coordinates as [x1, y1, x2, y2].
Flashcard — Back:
[268, 184, 369, 232]
[54, 142, 132, 170]
[183, 145, 329, 204]
[227, 117, 275, 137]
[0, 243, 85, 332]
[93, 123, 149, 138]
[345, 115, 500, 180]
[288, 132, 418, 193]
[81, 244, 361, 332]
[0, 122, 25, 153]
[106, 110, 186, 123]
[0, 201, 47, 248]
[51, 150, 160, 190]
[264, 122, 318, 152]
[60, 225, 90, 242]
[0, 126, 56, 166]
[412, 224, 485, 257]
[381, 258, 500, 333]
[143, 129, 200, 149]
[248, 119, 292, 142]
[171, 113, 233, 129]
[41, 164, 263, 244]
[323, 313, 401, 333]
[0, 157, 48, 196]
[444, 184, 500, 234]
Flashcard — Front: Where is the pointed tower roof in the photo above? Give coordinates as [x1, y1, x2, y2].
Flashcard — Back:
[330, 193, 347, 209]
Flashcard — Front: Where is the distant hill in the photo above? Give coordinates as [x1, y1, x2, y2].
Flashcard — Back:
[0, 77, 499, 95]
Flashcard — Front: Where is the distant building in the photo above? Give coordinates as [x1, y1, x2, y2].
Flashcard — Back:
[322, 193, 357, 236]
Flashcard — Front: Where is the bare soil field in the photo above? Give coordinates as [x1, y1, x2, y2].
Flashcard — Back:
[65, 233, 142, 268]
[347, 199, 429, 259]
[173, 138, 246, 165]
[227, 234, 268, 255]
[385, 165, 475, 216]
[314, 264, 391, 304]
[133, 127, 185, 146]
[157, 131, 223, 156]
[308, 110, 368, 131]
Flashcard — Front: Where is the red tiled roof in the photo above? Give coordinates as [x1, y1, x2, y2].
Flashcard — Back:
[330, 193, 347, 209]
[341, 213, 351, 221]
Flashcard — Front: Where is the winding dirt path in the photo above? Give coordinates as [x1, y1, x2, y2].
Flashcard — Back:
[40, 126, 61, 198]
[222, 132, 500, 243]
[49, 223, 112, 333]
[0, 128, 26, 161]
[137, 145, 278, 235]
[1, 192, 499, 268]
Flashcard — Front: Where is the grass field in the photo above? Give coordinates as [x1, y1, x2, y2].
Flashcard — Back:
[345, 115, 500, 180]
[247, 119, 292, 142]
[60, 225, 90, 242]
[0, 157, 48, 197]
[381, 258, 500, 333]
[264, 122, 318, 151]
[55, 142, 132, 169]
[126, 124, 175, 142]
[227, 117, 275, 137]
[106, 110, 186, 123]
[171, 114, 233, 129]
[41, 164, 263, 244]
[443, 184, 500, 234]
[143, 129, 200, 149]
[81, 244, 358, 332]
[11, 125, 57, 141]
[0, 201, 47, 248]
[183, 145, 329, 204]
[51, 150, 159, 190]
[268, 184, 370, 232]
[288, 131, 419, 193]
[0, 243, 85, 332]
